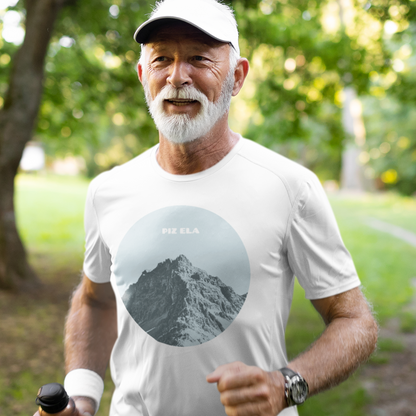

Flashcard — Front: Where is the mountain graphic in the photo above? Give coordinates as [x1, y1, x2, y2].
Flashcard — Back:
[122, 254, 247, 347]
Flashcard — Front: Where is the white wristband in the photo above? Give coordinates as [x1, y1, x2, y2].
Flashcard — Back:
[64, 369, 104, 413]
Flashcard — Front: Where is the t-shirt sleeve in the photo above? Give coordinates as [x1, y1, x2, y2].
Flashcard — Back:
[285, 173, 360, 299]
[83, 177, 112, 283]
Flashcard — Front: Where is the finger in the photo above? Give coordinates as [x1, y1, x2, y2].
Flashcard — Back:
[206, 371, 221, 383]
[39, 406, 75, 416]
[220, 383, 271, 407]
[224, 400, 275, 416]
[207, 361, 247, 383]
[217, 366, 265, 393]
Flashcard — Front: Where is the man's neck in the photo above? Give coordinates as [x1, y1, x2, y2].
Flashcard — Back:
[156, 120, 240, 175]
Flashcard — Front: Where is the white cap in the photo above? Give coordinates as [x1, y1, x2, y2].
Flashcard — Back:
[133, 0, 240, 56]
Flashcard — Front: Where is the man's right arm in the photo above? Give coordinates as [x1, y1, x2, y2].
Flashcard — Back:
[34, 274, 117, 416]
[65, 274, 117, 415]
[65, 274, 117, 380]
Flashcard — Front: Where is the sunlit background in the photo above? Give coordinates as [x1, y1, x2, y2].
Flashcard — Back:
[0, 0, 415, 415]
[0, 0, 414, 193]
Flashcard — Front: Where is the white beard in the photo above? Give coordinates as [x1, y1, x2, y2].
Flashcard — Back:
[142, 68, 235, 144]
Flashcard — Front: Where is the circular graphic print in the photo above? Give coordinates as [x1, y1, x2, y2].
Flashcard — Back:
[114, 206, 250, 347]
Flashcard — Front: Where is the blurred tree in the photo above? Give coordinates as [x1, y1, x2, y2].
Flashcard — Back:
[364, 0, 416, 195]
[0, 0, 77, 290]
[0, 0, 154, 290]
[362, 95, 416, 194]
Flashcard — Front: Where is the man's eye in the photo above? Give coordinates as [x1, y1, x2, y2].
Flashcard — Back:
[194, 56, 204, 61]
[155, 56, 166, 62]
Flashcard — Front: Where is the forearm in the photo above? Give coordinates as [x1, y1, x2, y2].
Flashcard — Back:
[65, 279, 117, 379]
[287, 294, 378, 395]
[206, 314, 377, 416]
[207, 290, 377, 416]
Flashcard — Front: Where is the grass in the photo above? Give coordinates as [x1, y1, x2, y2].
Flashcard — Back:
[367, 337, 406, 365]
[329, 193, 416, 326]
[0, 174, 114, 416]
[15, 174, 89, 265]
[329, 192, 416, 235]
[1, 175, 416, 416]
[399, 311, 416, 333]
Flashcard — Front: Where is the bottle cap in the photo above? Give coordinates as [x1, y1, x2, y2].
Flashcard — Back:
[36, 383, 69, 414]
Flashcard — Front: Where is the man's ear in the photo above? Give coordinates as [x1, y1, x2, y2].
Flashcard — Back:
[232, 58, 250, 97]
[137, 61, 143, 84]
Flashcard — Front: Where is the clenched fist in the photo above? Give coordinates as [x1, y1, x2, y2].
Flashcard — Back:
[34, 396, 96, 416]
[207, 361, 287, 416]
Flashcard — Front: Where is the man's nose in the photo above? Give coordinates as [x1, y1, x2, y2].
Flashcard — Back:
[167, 61, 192, 88]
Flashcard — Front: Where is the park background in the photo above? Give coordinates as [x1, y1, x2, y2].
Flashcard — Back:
[0, 0, 416, 415]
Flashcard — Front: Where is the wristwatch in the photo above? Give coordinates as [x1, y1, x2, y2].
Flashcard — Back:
[279, 367, 309, 406]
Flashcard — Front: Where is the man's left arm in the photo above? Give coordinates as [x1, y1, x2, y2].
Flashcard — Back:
[207, 287, 378, 416]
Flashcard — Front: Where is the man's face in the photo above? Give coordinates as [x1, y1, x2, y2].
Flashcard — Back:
[139, 22, 236, 144]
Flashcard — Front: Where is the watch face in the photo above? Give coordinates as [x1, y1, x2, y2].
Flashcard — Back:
[291, 376, 308, 404]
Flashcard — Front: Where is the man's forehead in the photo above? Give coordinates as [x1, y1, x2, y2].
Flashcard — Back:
[145, 20, 227, 49]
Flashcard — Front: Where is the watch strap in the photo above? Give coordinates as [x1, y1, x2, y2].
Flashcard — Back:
[279, 367, 298, 379]
[278, 367, 309, 407]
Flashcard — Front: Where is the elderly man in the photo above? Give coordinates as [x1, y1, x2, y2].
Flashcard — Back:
[36, 1, 377, 415]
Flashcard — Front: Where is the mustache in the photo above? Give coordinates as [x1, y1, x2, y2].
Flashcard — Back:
[158, 85, 207, 102]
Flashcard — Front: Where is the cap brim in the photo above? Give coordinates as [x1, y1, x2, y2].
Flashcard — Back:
[134, 17, 231, 45]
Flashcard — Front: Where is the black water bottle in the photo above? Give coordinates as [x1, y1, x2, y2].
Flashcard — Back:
[36, 383, 75, 415]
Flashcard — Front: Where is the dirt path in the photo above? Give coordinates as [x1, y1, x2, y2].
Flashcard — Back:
[362, 316, 416, 415]
[361, 216, 416, 416]
[366, 218, 416, 248]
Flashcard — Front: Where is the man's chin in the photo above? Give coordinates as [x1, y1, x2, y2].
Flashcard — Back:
[158, 125, 207, 145]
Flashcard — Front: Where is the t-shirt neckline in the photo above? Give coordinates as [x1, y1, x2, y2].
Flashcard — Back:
[151, 136, 244, 182]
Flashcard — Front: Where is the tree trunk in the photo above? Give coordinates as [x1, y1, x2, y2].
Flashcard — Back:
[0, 0, 66, 290]
[340, 87, 366, 191]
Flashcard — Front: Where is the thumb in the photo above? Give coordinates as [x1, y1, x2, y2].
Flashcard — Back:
[71, 397, 96, 416]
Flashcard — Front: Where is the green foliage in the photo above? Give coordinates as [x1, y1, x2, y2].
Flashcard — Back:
[1, 0, 415, 189]
[36, 0, 158, 176]
[362, 1, 416, 194]
[230, 0, 393, 180]
[0, 0, 159, 176]
[362, 96, 416, 195]
[366, 0, 416, 24]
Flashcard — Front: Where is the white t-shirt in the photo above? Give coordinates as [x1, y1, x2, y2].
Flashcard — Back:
[83, 137, 360, 416]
